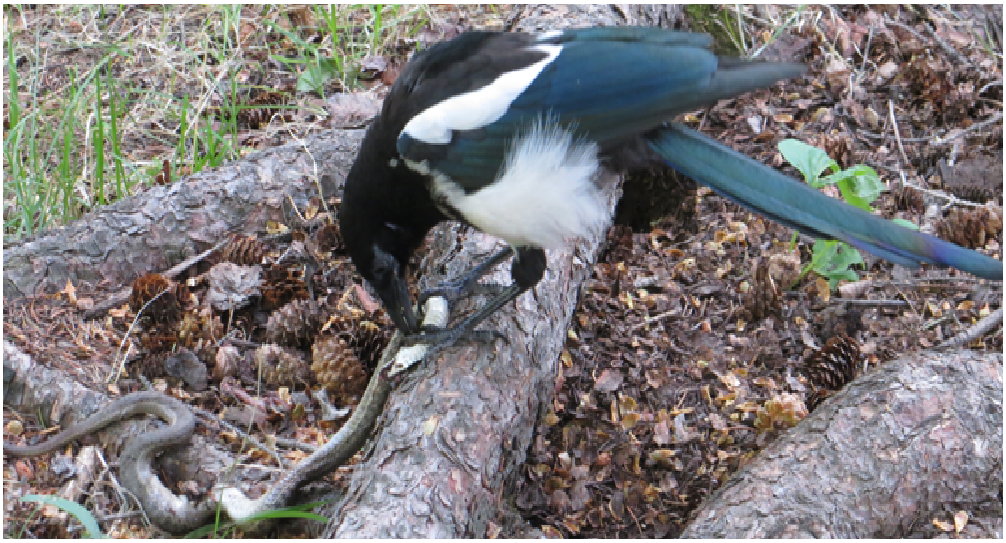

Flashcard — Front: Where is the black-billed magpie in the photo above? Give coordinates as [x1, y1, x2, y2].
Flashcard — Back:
[340, 27, 1003, 345]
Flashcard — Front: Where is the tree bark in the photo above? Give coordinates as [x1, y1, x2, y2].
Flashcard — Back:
[3, 129, 364, 301]
[681, 349, 1003, 539]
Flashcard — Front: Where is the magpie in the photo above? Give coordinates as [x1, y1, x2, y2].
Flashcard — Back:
[340, 27, 1003, 346]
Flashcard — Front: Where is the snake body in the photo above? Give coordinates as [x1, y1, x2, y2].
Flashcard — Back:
[5, 297, 448, 534]
[220, 297, 448, 531]
[4, 391, 217, 534]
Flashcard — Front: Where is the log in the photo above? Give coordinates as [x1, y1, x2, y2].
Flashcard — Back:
[319, 4, 687, 537]
[321, 182, 619, 538]
[2, 129, 364, 301]
[681, 349, 1003, 539]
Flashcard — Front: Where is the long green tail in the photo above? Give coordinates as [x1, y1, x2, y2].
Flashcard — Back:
[648, 123, 1003, 280]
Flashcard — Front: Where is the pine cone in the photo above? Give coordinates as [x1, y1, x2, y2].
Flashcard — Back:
[255, 344, 313, 389]
[354, 320, 391, 368]
[259, 264, 310, 311]
[893, 185, 924, 213]
[220, 235, 268, 266]
[129, 273, 181, 322]
[805, 335, 861, 390]
[314, 223, 343, 252]
[946, 182, 998, 205]
[138, 328, 179, 352]
[265, 299, 325, 348]
[743, 259, 782, 321]
[311, 336, 368, 405]
[936, 206, 1003, 249]
[132, 350, 173, 380]
[237, 91, 289, 129]
[318, 298, 392, 368]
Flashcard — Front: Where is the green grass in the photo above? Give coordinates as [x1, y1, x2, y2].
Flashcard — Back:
[684, 4, 748, 56]
[3, 5, 430, 241]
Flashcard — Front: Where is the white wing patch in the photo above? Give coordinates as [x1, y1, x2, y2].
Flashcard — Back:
[536, 29, 563, 42]
[401, 44, 563, 145]
[430, 118, 609, 249]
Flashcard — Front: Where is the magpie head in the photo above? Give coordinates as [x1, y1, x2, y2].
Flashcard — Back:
[343, 213, 420, 335]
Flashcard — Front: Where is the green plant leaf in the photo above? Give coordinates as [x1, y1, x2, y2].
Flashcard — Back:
[20, 495, 107, 538]
[809, 240, 865, 290]
[184, 523, 223, 539]
[183, 501, 330, 538]
[778, 139, 838, 187]
[892, 218, 920, 230]
[825, 164, 882, 211]
[297, 58, 339, 94]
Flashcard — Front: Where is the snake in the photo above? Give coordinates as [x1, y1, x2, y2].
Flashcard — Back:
[218, 296, 448, 533]
[4, 390, 217, 534]
[4, 297, 448, 535]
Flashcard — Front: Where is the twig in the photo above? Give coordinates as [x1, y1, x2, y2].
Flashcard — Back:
[888, 100, 910, 165]
[630, 308, 681, 331]
[311, 387, 351, 422]
[921, 18, 971, 67]
[937, 307, 1004, 350]
[189, 405, 288, 470]
[271, 435, 318, 454]
[882, 16, 927, 45]
[829, 298, 909, 307]
[832, 278, 995, 297]
[977, 80, 1002, 96]
[860, 25, 875, 73]
[83, 237, 231, 320]
[287, 127, 332, 218]
[109, 290, 167, 384]
[95, 446, 154, 532]
[930, 112, 1004, 145]
[856, 128, 930, 143]
[897, 171, 988, 209]
[891, 280, 917, 319]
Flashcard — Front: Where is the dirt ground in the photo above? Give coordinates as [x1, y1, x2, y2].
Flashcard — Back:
[3, 4, 1002, 539]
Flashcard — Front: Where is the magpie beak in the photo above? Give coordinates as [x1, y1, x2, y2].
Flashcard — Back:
[340, 26, 1003, 353]
[371, 245, 418, 334]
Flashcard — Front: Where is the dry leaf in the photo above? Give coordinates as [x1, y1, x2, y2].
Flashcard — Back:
[594, 368, 623, 393]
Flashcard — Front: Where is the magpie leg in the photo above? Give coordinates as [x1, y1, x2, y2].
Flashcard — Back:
[406, 247, 547, 349]
[418, 245, 514, 307]
[408, 283, 523, 347]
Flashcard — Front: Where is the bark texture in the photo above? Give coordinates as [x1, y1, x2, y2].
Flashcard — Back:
[681, 349, 1003, 539]
[322, 182, 620, 538]
[3, 129, 364, 301]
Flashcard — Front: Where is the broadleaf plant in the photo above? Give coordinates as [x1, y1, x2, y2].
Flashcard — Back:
[777, 139, 910, 290]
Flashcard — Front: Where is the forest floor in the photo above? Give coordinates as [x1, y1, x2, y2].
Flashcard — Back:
[3, 4, 1002, 539]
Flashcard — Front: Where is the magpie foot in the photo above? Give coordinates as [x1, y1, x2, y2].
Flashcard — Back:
[403, 326, 506, 350]
[417, 246, 514, 308]
[419, 281, 509, 307]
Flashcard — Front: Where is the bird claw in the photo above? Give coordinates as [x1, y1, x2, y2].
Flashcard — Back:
[418, 281, 509, 307]
[417, 246, 515, 308]
[403, 325, 506, 349]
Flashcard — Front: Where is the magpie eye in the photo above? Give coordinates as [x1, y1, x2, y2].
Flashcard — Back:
[371, 244, 397, 283]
